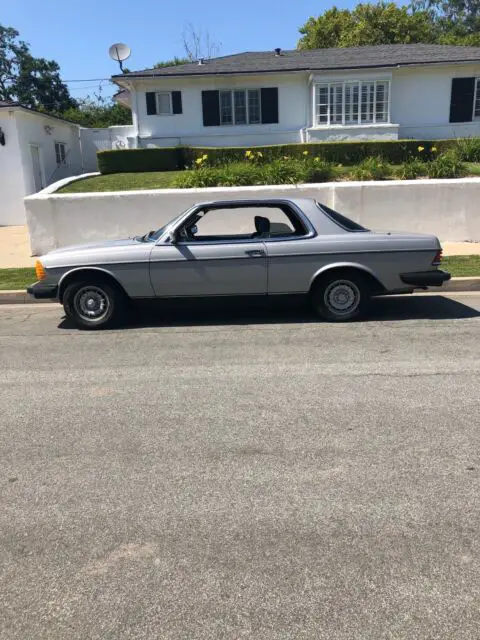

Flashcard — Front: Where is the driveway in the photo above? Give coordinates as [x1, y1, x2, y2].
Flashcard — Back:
[1, 293, 479, 639]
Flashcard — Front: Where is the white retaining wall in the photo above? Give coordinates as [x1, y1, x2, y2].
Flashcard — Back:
[25, 178, 480, 256]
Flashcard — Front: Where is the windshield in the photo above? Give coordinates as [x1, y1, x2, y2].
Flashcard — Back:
[135, 208, 194, 243]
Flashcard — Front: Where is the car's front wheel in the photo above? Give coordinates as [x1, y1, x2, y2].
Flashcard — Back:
[63, 280, 126, 329]
[311, 271, 371, 322]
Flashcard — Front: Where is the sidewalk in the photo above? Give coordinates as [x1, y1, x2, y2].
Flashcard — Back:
[1, 225, 480, 268]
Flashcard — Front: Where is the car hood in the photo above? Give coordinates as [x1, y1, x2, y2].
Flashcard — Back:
[46, 238, 140, 255]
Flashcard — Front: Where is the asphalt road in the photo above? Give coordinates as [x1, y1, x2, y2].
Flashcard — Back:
[1, 293, 480, 640]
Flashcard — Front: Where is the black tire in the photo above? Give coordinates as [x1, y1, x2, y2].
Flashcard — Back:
[310, 271, 371, 322]
[63, 279, 127, 329]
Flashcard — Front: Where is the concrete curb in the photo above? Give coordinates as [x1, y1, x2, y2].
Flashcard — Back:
[0, 277, 479, 305]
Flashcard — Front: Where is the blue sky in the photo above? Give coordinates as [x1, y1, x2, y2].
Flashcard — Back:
[4, 0, 354, 101]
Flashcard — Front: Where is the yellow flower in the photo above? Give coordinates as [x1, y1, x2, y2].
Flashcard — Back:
[283, 156, 289, 160]
[195, 158, 203, 165]
[245, 150, 252, 157]
[303, 150, 309, 156]
[418, 146, 425, 152]
[202, 154, 208, 160]
[314, 157, 320, 162]
[431, 146, 437, 152]
[257, 151, 263, 157]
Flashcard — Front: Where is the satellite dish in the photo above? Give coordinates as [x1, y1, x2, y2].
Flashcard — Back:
[109, 43, 131, 71]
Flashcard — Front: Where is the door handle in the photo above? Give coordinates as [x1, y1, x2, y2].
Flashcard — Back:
[245, 249, 265, 257]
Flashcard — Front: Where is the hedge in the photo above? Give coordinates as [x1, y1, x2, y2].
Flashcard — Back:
[97, 139, 456, 174]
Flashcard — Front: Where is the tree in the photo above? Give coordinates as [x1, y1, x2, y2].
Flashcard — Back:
[61, 98, 131, 128]
[154, 57, 190, 68]
[0, 24, 76, 112]
[298, 3, 438, 49]
[412, 0, 480, 44]
[181, 22, 221, 60]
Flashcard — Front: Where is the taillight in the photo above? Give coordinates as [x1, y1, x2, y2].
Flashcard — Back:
[432, 249, 443, 266]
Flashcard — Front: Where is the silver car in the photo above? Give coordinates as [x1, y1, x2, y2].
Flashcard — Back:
[28, 198, 450, 328]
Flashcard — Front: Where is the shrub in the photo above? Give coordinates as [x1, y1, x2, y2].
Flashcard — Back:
[97, 148, 182, 174]
[425, 151, 466, 179]
[395, 157, 427, 180]
[453, 137, 480, 163]
[349, 157, 393, 181]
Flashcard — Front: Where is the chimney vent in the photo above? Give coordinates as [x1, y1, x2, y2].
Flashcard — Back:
[274, 48, 282, 56]
[198, 58, 205, 65]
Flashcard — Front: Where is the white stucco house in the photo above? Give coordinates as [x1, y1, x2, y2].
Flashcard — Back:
[0, 101, 83, 225]
[110, 44, 480, 149]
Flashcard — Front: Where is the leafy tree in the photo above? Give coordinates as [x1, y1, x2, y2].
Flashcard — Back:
[154, 57, 190, 68]
[298, 3, 438, 49]
[412, 0, 480, 44]
[0, 24, 76, 112]
[61, 98, 131, 128]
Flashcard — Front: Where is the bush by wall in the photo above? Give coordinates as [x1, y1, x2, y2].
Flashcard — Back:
[97, 139, 459, 174]
[97, 148, 182, 174]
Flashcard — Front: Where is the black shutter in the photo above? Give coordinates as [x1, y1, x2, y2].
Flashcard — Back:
[146, 92, 157, 115]
[449, 78, 475, 123]
[202, 90, 220, 126]
[261, 87, 279, 124]
[172, 91, 182, 114]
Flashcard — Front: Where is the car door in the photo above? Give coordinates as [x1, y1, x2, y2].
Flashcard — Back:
[149, 205, 268, 297]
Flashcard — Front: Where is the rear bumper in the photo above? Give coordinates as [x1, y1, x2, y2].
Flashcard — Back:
[400, 270, 451, 287]
[27, 282, 58, 299]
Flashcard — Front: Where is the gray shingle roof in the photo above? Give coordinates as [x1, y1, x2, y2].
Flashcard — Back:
[113, 44, 480, 79]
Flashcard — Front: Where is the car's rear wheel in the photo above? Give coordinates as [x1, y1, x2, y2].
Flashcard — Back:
[311, 271, 371, 322]
[63, 280, 126, 329]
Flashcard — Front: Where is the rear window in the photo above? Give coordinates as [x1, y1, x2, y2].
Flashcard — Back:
[318, 203, 369, 232]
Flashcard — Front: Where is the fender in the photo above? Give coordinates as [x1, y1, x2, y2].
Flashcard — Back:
[309, 261, 387, 291]
[58, 266, 129, 301]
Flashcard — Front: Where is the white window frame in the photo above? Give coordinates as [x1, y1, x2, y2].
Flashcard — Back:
[54, 141, 66, 166]
[218, 89, 262, 126]
[473, 78, 480, 120]
[155, 91, 173, 116]
[313, 80, 391, 127]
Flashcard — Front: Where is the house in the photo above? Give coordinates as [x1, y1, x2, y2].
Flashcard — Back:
[110, 44, 480, 149]
[0, 101, 83, 225]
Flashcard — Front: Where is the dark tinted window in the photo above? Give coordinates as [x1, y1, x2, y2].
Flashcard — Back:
[318, 203, 369, 232]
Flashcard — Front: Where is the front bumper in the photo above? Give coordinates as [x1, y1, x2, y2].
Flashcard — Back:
[400, 270, 451, 288]
[27, 281, 58, 300]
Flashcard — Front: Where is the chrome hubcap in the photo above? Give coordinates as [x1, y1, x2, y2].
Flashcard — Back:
[74, 286, 110, 321]
[324, 280, 360, 315]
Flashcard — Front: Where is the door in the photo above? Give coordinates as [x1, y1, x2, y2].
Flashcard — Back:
[30, 145, 44, 192]
[149, 205, 269, 297]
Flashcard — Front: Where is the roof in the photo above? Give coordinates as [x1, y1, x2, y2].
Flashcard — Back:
[0, 101, 80, 126]
[113, 89, 131, 109]
[113, 44, 480, 79]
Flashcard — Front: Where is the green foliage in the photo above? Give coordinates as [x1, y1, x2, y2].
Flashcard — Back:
[349, 156, 393, 180]
[98, 140, 460, 174]
[0, 23, 76, 112]
[298, 3, 437, 49]
[173, 157, 336, 188]
[453, 137, 480, 163]
[62, 99, 132, 128]
[425, 151, 466, 178]
[154, 57, 190, 68]
[395, 157, 427, 179]
[97, 148, 182, 174]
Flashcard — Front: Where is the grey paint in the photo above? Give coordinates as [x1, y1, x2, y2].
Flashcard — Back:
[38, 198, 443, 300]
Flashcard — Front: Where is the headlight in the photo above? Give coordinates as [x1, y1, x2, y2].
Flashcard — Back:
[35, 260, 46, 281]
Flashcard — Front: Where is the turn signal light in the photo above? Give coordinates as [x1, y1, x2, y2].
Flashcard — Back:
[35, 260, 46, 280]
[432, 249, 443, 266]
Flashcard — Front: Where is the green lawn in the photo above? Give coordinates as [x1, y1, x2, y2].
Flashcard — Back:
[57, 171, 183, 193]
[1, 257, 479, 291]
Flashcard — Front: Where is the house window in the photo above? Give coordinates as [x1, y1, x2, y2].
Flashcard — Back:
[474, 79, 480, 118]
[156, 92, 172, 115]
[219, 89, 262, 125]
[54, 142, 66, 166]
[315, 80, 390, 126]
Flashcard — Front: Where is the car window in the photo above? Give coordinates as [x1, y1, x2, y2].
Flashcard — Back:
[180, 206, 302, 242]
[318, 203, 369, 232]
